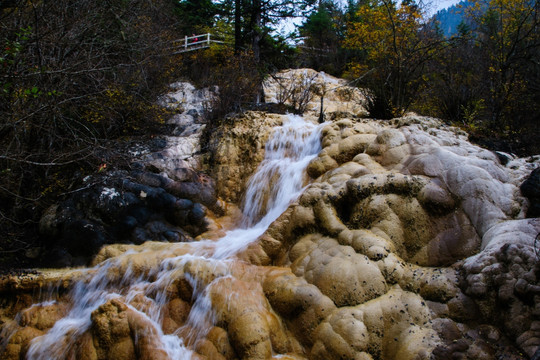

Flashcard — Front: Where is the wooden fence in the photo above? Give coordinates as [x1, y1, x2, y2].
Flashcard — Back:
[172, 33, 225, 54]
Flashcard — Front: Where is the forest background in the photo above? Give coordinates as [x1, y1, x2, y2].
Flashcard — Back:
[0, 0, 538, 267]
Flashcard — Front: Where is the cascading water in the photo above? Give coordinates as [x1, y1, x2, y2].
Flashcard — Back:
[212, 114, 323, 259]
[12, 114, 324, 359]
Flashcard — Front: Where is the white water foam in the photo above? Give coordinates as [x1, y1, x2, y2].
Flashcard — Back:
[20, 114, 324, 359]
[212, 114, 323, 259]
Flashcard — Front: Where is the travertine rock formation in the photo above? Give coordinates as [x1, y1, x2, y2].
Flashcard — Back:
[207, 112, 284, 203]
[250, 115, 538, 359]
[1, 70, 539, 360]
[263, 68, 369, 118]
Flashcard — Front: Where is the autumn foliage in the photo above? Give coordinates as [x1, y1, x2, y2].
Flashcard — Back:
[335, 0, 539, 153]
[343, 0, 443, 118]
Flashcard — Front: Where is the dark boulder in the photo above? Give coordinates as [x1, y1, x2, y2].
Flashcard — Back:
[131, 227, 149, 245]
[128, 206, 152, 225]
[60, 219, 107, 257]
[46, 248, 73, 268]
[122, 180, 176, 210]
[116, 215, 139, 233]
[521, 167, 540, 218]
[133, 171, 168, 188]
[175, 199, 194, 210]
[122, 192, 141, 207]
[164, 180, 217, 211]
[189, 203, 207, 226]
[494, 151, 514, 166]
[38, 164, 216, 267]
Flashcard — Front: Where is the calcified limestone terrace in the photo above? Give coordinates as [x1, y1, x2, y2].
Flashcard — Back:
[258, 115, 539, 359]
[263, 68, 369, 117]
[0, 114, 325, 360]
[1, 70, 540, 360]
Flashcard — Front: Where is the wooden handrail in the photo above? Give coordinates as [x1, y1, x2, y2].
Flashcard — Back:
[171, 33, 226, 54]
[172, 33, 332, 55]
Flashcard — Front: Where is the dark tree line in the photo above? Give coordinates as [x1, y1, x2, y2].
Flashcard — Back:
[420, 0, 540, 153]
[297, 0, 539, 154]
[175, 0, 315, 61]
[175, 0, 316, 116]
[0, 0, 184, 265]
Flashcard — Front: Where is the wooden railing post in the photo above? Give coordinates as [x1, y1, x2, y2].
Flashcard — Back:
[172, 33, 225, 54]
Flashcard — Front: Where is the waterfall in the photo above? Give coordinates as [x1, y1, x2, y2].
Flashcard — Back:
[21, 114, 324, 359]
[212, 114, 323, 259]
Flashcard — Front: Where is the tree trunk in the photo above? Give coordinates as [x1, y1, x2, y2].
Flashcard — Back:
[235, 0, 242, 53]
[251, 0, 261, 64]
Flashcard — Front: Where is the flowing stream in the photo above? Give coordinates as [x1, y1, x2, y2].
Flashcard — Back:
[21, 114, 324, 359]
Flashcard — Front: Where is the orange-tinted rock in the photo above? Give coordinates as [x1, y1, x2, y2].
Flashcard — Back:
[69, 332, 98, 360]
[2, 326, 44, 360]
[228, 311, 272, 359]
[1, 98, 538, 360]
[167, 298, 190, 325]
[19, 302, 68, 331]
[126, 306, 170, 360]
[194, 338, 227, 360]
[91, 299, 133, 359]
[206, 326, 236, 360]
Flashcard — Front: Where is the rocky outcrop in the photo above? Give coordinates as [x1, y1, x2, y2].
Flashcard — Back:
[264, 68, 369, 118]
[152, 81, 216, 172]
[209, 68, 371, 204]
[1, 70, 539, 360]
[31, 82, 225, 268]
[206, 111, 284, 203]
[37, 167, 219, 267]
[521, 168, 540, 217]
[246, 115, 538, 358]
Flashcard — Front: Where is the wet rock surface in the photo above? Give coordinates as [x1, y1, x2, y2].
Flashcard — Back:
[38, 168, 218, 267]
[1, 70, 540, 360]
[34, 81, 221, 268]
[206, 111, 285, 203]
[251, 114, 538, 359]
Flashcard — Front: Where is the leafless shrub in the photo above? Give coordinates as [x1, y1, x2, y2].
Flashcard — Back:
[184, 47, 262, 122]
[271, 71, 319, 114]
[0, 0, 183, 267]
